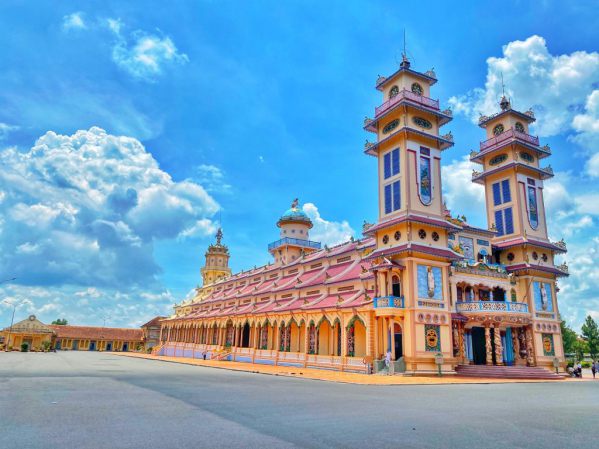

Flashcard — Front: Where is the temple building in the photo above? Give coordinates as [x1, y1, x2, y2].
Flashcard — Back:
[158, 55, 568, 376]
[1, 315, 144, 352]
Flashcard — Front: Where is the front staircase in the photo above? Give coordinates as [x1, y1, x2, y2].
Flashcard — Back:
[455, 364, 565, 380]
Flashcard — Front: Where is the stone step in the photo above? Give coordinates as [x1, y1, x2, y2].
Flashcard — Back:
[455, 365, 565, 380]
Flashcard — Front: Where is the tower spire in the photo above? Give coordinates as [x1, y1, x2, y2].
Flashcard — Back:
[499, 72, 510, 111]
[400, 29, 411, 69]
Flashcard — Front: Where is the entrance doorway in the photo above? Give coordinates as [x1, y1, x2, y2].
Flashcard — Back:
[123, 343, 129, 352]
[393, 323, 403, 360]
[72, 340, 79, 350]
[471, 327, 486, 365]
[106, 342, 113, 351]
[241, 323, 250, 348]
[89, 341, 96, 351]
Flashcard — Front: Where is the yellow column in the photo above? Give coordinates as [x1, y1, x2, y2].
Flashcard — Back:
[494, 327, 504, 366]
[485, 326, 493, 366]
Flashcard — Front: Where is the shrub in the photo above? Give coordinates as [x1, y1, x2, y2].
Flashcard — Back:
[21, 343, 29, 352]
[582, 361, 591, 368]
[42, 341, 52, 352]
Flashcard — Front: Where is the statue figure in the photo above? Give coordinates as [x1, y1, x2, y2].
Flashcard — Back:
[215, 228, 223, 245]
[291, 198, 299, 209]
[540, 283, 548, 310]
[427, 266, 435, 298]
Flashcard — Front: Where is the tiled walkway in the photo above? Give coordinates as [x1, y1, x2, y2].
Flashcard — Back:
[116, 353, 586, 385]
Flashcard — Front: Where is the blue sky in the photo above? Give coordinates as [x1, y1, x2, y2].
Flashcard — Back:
[0, 0, 598, 330]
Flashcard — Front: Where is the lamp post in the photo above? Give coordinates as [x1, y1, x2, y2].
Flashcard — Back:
[1, 278, 18, 351]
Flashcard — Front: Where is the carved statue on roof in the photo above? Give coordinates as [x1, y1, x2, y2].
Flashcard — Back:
[215, 228, 223, 245]
[291, 198, 299, 209]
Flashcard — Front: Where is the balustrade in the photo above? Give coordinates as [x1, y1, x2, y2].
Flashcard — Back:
[456, 301, 529, 314]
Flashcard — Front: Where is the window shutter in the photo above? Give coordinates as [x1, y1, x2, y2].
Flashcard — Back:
[384, 184, 392, 214]
[504, 207, 514, 234]
[492, 182, 501, 206]
[392, 148, 400, 176]
[501, 180, 511, 203]
[494, 210, 504, 236]
[384, 153, 391, 179]
[393, 181, 400, 211]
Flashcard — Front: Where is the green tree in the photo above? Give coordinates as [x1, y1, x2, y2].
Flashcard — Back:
[51, 318, 68, 325]
[581, 315, 599, 359]
[573, 339, 588, 362]
[560, 319, 578, 355]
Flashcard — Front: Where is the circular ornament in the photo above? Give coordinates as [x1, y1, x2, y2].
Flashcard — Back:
[507, 252, 515, 262]
[394, 231, 401, 241]
[432, 231, 439, 241]
[382, 235, 389, 244]
[520, 152, 534, 163]
[490, 154, 507, 166]
[542, 253, 548, 262]
[418, 229, 427, 239]
[493, 124, 504, 136]
[413, 116, 432, 129]
[515, 122, 525, 132]
[382, 119, 400, 134]
[411, 82, 423, 95]
[389, 85, 399, 98]
[532, 251, 538, 260]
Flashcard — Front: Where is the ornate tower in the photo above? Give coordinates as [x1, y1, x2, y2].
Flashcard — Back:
[268, 199, 321, 266]
[471, 96, 568, 368]
[364, 56, 460, 374]
[200, 228, 232, 285]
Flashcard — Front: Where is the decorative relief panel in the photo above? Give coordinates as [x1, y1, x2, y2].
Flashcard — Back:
[533, 281, 554, 312]
[417, 265, 442, 300]
[542, 333, 555, 356]
[425, 324, 441, 352]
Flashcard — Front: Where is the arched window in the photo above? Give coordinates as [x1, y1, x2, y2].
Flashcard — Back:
[391, 275, 401, 297]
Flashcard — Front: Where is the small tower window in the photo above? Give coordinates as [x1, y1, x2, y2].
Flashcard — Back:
[432, 231, 439, 241]
[383, 119, 400, 134]
[507, 252, 515, 262]
[411, 83, 423, 95]
[542, 253, 548, 262]
[532, 251, 538, 260]
[394, 231, 401, 241]
[493, 124, 504, 136]
[389, 85, 399, 98]
[418, 229, 427, 239]
[382, 235, 389, 244]
[391, 275, 401, 297]
[515, 122, 525, 133]
[413, 117, 432, 129]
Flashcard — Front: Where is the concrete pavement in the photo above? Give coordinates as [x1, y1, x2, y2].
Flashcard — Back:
[1, 351, 597, 449]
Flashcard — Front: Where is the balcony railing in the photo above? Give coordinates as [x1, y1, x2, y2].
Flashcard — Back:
[375, 89, 440, 118]
[267, 237, 321, 251]
[456, 301, 529, 314]
[373, 295, 405, 309]
[480, 128, 539, 152]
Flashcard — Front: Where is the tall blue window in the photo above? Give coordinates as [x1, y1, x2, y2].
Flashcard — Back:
[501, 180, 511, 203]
[495, 207, 514, 236]
[384, 181, 401, 214]
[492, 179, 511, 205]
[384, 148, 400, 179]
[384, 184, 392, 214]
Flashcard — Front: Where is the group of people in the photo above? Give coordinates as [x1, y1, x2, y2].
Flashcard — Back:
[570, 360, 598, 378]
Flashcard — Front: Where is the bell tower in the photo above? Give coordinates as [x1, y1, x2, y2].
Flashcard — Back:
[364, 55, 460, 375]
[200, 228, 232, 285]
[472, 96, 553, 244]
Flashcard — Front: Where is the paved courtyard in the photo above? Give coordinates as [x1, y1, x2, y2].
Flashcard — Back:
[0, 352, 597, 449]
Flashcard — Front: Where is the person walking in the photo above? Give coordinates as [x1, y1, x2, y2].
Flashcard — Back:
[577, 362, 583, 378]
[385, 350, 392, 375]
[592, 361, 597, 379]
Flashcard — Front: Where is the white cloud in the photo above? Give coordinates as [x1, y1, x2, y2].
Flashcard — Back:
[449, 35, 599, 138]
[0, 284, 174, 328]
[62, 12, 86, 31]
[0, 127, 220, 289]
[195, 164, 232, 193]
[0, 123, 18, 140]
[111, 28, 188, 81]
[302, 203, 354, 246]
[441, 155, 486, 227]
